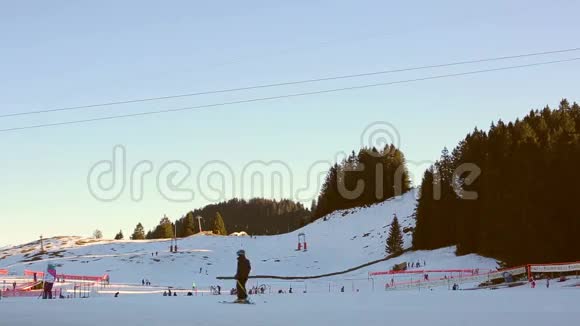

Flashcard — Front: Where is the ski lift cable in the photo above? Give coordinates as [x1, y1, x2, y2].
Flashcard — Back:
[0, 57, 578, 133]
[0, 47, 579, 119]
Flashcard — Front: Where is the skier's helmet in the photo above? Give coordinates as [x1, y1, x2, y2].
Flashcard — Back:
[237, 249, 246, 256]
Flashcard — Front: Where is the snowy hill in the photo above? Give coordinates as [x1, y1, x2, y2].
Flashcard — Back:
[2, 190, 578, 326]
[0, 190, 498, 289]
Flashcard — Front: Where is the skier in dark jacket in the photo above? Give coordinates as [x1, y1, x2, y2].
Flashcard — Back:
[235, 249, 251, 302]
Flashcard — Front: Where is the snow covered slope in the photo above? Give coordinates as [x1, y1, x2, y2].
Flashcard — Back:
[0, 190, 498, 289]
[4, 290, 579, 326]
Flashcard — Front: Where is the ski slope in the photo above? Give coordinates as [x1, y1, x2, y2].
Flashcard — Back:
[0, 190, 498, 290]
[1, 190, 578, 326]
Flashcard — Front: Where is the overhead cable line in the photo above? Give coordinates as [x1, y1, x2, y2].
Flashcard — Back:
[1, 57, 578, 133]
[1, 47, 579, 119]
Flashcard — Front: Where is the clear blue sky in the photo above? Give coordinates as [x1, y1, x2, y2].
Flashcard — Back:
[1, 0, 578, 246]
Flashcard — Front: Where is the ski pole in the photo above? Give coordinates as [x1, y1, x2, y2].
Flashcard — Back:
[38, 272, 46, 299]
[236, 279, 248, 297]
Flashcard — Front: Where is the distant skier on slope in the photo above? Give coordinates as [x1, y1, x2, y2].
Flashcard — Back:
[234, 249, 251, 303]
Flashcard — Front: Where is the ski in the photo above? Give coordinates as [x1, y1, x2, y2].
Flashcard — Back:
[219, 300, 255, 305]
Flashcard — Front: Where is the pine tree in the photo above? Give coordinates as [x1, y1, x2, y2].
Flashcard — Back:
[151, 216, 174, 239]
[212, 212, 228, 235]
[153, 198, 310, 237]
[412, 99, 580, 264]
[114, 230, 124, 240]
[413, 169, 436, 249]
[386, 215, 404, 256]
[131, 223, 146, 240]
[309, 199, 317, 212]
[312, 145, 411, 221]
[181, 212, 196, 237]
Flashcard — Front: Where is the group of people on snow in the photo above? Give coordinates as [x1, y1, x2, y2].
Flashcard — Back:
[2, 281, 18, 292]
[163, 287, 178, 296]
[247, 285, 265, 295]
[21, 249, 253, 302]
[406, 260, 426, 269]
[209, 285, 222, 295]
[529, 275, 555, 289]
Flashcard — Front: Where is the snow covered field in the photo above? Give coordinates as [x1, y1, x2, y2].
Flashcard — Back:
[1, 191, 453, 289]
[1, 190, 578, 325]
[2, 288, 579, 326]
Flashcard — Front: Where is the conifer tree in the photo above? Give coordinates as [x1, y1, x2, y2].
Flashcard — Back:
[309, 199, 317, 213]
[212, 212, 228, 235]
[413, 99, 580, 264]
[131, 223, 146, 240]
[386, 215, 404, 256]
[114, 230, 124, 240]
[181, 213, 196, 237]
[312, 145, 411, 221]
[151, 198, 310, 237]
[150, 216, 174, 239]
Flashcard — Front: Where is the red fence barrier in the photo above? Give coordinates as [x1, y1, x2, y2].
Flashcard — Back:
[1, 290, 43, 298]
[24, 270, 108, 282]
[1, 288, 63, 298]
[370, 268, 484, 277]
[58, 274, 109, 282]
[527, 261, 580, 279]
[376, 265, 528, 290]
[24, 270, 44, 278]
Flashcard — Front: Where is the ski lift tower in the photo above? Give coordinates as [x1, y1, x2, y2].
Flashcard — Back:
[196, 216, 203, 234]
[297, 233, 307, 251]
[173, 217, 178, 253]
